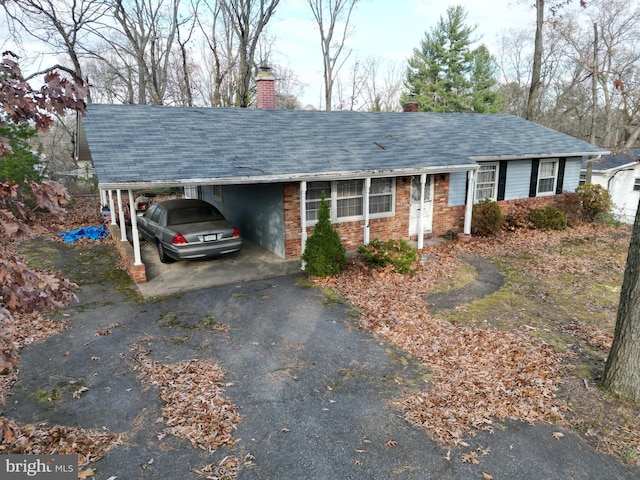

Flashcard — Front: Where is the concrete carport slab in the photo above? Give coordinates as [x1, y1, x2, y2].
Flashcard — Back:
[135, 239, 302, 298]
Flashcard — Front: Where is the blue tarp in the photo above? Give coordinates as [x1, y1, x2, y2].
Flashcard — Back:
[59, 224, 110, 243]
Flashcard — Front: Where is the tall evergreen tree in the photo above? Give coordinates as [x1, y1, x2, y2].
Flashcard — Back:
[405, 6, 503, 113]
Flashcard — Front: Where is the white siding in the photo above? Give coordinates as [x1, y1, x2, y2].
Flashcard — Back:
[593, 165, 640, 224]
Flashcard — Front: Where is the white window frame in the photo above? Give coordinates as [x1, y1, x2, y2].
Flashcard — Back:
[579, 173, 586, 186]
[537, 159, 558, 196]
[306, 178, 395, 224]
[474, 163, 499, 202]
[335, 179, 364, 221]
[369, 178, 395, 215]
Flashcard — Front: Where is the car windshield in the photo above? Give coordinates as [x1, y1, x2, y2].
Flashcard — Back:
[167, 206, 224, 226]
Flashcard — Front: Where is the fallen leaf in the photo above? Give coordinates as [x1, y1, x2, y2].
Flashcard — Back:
[552, 431, 564, 440]
[78, 468, 95, 479]
[461, 452, 479, 464]
[72, 386, 90, 399]
[482, 473, 493, 480]
[384, 440, 398, 447]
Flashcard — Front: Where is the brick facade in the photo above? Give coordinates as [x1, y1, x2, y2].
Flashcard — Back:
[283, 176, 568, 259]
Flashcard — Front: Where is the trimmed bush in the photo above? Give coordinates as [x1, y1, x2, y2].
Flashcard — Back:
[529, 206, 567, 231]
[357, 238, 417, 274]
[302, 194, 348, 277]
[575, 184, 613, 223]
[472, 199, 504, 236]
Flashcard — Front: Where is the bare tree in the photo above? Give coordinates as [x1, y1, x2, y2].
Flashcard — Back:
[1, 0, 108, 103]
[195, 0, 238, 107]
[307, 0, 360, 111]
[524, 0, 544, 120]
[109, 0, 182, 105]
[601, 198, 640, 403]
[220, 0, 280, 107]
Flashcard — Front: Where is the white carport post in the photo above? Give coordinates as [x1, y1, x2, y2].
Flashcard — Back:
[463, 169, 477, 235]
[128, 189, 143, 266]
[116, 189, 127, 242]
[99, 189, 106, 207]
[363, 177, 371, 245]
[108, 190, 116, 225]
[417, 173, 427, 250]
[300, 181, 307, 269]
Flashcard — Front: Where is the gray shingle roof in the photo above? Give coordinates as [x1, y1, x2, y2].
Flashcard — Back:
[586, 147, 640, 171]
[78, 104, 608, 188]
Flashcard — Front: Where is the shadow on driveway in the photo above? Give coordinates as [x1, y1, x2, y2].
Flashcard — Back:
[4, 240, 639, 479]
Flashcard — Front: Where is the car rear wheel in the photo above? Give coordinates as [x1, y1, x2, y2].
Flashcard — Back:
[157, 241, 174, 263]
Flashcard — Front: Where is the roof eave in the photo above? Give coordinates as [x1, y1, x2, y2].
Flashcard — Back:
[470, 151, 609, 161]
[97, 163, 479, 190]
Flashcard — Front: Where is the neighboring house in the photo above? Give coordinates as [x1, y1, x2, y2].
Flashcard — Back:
[76, 76, 607, 280]
[581, 148, 640, 224]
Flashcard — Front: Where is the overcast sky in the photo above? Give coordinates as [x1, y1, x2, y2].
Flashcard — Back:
[0, 0, 537, 108]
[271, 0, 537, 107]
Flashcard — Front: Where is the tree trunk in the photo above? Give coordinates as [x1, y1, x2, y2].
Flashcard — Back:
[601, 198, 640, 403]
[524, 0, 543, 121]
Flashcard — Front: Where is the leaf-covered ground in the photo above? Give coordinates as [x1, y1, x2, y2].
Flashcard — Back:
[2, 195, 639, 473]
[316, 223, 640, 465]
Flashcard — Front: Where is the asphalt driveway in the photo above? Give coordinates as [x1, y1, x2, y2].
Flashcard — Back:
[4, 240, 640, 479]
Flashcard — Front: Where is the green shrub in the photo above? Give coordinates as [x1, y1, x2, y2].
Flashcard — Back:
[529, 206, 567, 231]
[302, 194, 348, 277]
[471, 199, 504, 236]
[575, 184, 613, 222]
[357, 238, 417, 274]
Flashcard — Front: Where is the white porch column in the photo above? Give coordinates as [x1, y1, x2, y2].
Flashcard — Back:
[116, 190, 127, 242]
[417, 173, 427, 250]
[463, 169, 477, 235]
[108, 190, 116, 226]
[300, 181, 307, 268]
[100, 189, 106, 207]
[363, 177, 371, 245]
[128, 189, 143, 266]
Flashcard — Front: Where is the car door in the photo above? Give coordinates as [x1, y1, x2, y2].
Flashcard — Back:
[138, 204, 162, 241]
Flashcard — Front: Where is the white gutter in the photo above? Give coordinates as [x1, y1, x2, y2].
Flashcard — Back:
[96, 164, 479, 191]
[470, 151, 609, 161]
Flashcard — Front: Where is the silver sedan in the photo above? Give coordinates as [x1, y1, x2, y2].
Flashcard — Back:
[137, 198, 243, 263]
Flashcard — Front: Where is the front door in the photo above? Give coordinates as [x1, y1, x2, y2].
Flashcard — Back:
[409, 175, 433, 235]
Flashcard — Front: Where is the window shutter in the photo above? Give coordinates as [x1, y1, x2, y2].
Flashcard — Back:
[497, 161, 508, 201]
[529, 159, 540, 197]
[555, 158, 566, 194]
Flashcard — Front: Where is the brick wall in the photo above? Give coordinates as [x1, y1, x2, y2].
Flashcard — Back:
[107, 224, 147, 283]
[283, 178, 566, 259]
[284, 178, 416, 259]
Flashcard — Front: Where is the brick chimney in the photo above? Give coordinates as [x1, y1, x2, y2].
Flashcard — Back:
[256, 65, 276, 109]
[403, 93, 419, 112]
